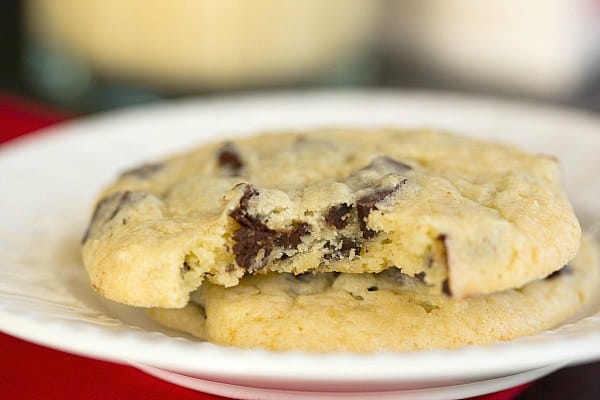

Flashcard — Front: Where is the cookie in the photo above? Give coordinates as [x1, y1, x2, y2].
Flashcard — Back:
[148, 236, 599, 352]
[82, 129, 580, 307]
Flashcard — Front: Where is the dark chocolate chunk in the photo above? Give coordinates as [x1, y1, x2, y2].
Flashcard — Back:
[367, 286, 379, 292]
[180, 261, 192, 278]
[323, 237, 361, 260]
[229, 185, 311, 272]
[366, 156, 412, 172]
[229, 186, 273, 271]
[294, 135, 307, 144]
[414, 271, 426, 283]
[229, 185, 259, 226]
[426, 255, 434, 268]
[120, 163, 163, 179]
[325, 203, 353, 229]
[231, 227, 274, 273]
[437, 233, 449, 267]
[81, 191, 148, 244]
[437, 234, 452, 295]
[217, 142, 244, 174]
[356, 186, 401, 239]
[442, 279, 451, 296]
[82, 197, 114, 244]
[348, 156, 411, 184]
[108, 192, 148, 221]
[276, 222, 311, 249]
[338, 237, 361, 258]
[546, 264, 573, 280]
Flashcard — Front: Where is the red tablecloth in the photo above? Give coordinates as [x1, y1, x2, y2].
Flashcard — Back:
[0, 93, 527, 400]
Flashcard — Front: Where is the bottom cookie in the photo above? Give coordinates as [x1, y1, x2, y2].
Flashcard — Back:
[149, 237, 599, 353]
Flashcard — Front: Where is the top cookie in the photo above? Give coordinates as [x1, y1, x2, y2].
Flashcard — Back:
[81, 129, 581, 307]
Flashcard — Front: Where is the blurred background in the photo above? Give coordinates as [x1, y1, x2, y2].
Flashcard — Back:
[2, 0, 600, 113]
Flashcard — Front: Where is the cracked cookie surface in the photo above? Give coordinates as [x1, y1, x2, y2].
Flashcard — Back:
[81, 129, 581, 307]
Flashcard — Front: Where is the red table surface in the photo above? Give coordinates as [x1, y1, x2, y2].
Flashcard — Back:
[0, 92, 526, 400]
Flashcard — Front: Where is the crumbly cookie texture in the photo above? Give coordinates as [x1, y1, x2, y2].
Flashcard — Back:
[81, 129, 580, 307]
[148, 237, 599, 352]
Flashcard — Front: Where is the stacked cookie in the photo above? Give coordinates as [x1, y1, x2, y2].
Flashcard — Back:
[82, 129, 598, 352]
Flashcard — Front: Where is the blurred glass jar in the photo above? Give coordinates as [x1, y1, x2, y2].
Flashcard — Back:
[25, 0, 381, 110]
[385, 0, 600, 100]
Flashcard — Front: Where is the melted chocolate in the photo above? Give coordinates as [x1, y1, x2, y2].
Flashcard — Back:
[325, 203, 353, 229]
[229, 185, 311, 272]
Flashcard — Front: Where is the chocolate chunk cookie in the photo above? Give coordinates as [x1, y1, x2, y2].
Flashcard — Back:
[82, 129, 581, 307]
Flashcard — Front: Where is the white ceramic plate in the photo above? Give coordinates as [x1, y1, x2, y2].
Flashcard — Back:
[1, 91, 600, 400]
